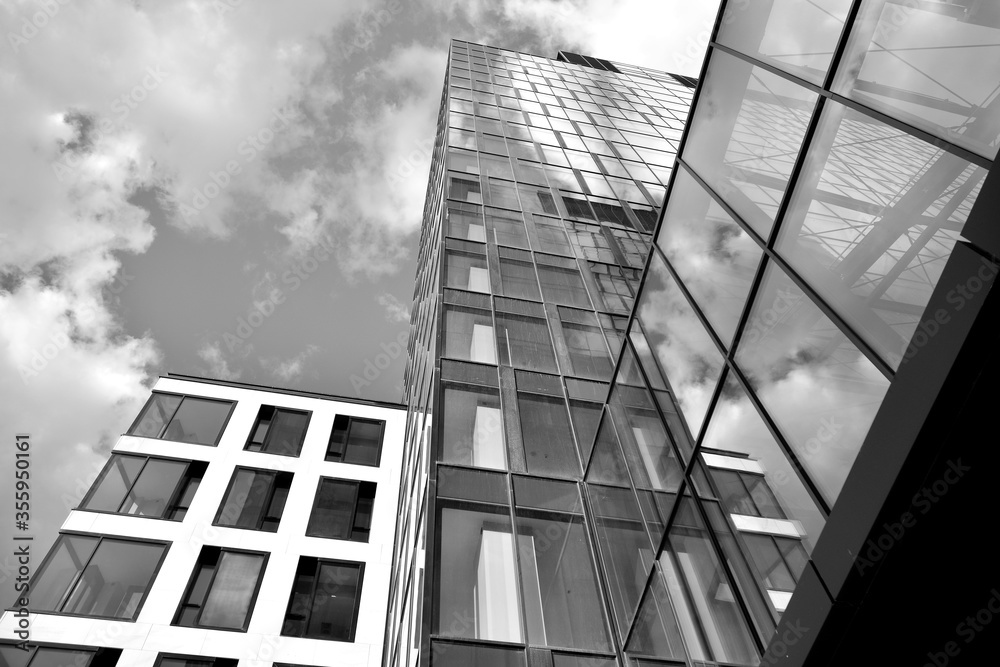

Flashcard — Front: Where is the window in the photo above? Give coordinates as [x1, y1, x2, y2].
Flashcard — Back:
[742, 534, 808, 602]
[498, 257, 540, 300]
[306, 478, 376, 541]
[80, 453, 205, 520]
[326, 415, 385, 466]
[154, 655, 237, 667]
[445, 249, 490, 293]
[518, 391, 581, 477]
[0, 645, 121, 667]
[440, 383, 506, 469]
[449, 173, 483, 203]
[712, 469, 785, 520]
[537, 261, 592, 308]
[129, 392, 234, 446]
[444, 305, 497, 364]
[245, 405, 311, 456]
[282, 557, 364, 641]
[214, 468, 292, 531]
[29, 534, 167, 619]
[174, 547, 266, 631]
[496, 313, 558, 373]
[560, 309, 613, 380]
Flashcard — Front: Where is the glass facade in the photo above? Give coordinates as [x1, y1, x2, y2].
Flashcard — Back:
[390, 6, 998, 663]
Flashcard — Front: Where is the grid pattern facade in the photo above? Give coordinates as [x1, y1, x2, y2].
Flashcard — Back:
[1, 376, 406, 667]
[387, 40, 698, 667]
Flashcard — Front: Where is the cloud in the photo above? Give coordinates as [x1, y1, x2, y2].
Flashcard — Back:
[197, 341, 242, 380]
[260, 344, 322, 382]
[377, 291, 412, 323]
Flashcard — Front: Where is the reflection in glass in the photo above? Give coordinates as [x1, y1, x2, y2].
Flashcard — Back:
[735, 262, 890, 503]
[62, 539, 165, 618]
[441, 384, 506, 469]
[716, 0, 853, 84]
[518, 392, 581, 477]
[833, 1, 1000, 160]
[637, 251, 725, 437]
[444, 306, 497, 364]
[497, 313, 558, 373]
[624, 563, 687, 662]
[656, 167, 763, 346]
[29, 534, 99, 613]
[683, 50, 818, 238]
[775, 102, 985, 369]
[445, 250, 490, 293]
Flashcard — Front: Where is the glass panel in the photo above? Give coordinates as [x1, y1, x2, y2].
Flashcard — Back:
[163, 397, 231, 445]
[122, 459, 187, 517]
[345, 419, 383, 466]
[130, 393, 182, 438]
[663, 498, 759, 665]
[683, 49, 818, 238]
[743, 534, 796, 592]
[445, 250, 490, 293]
[551, 655, 616, 667]
[569, 400, 603, 464]
[624, 565, 687, 662]
[701, 373, 825, 552]
[308, 562, 361, 640]
[30, 534, 99, 612]
[451, 175, 483, 204]
[441, 384, 506, 469]
[62, 539, 165, 618]
[636, 251, 725, 437]
[263, 409, 309, 456]
[200, 551, 264, 629]
[833, 1, 1000, 160]
[497, 313, 558, 373]
[448, 208, 486, 241]
[537, 264, 592, 308]
[587, 483, 655, 641]
[308, 479, 358, 539]
[444, 306, 496, 364]
[717, 0, 853, 84]
[735, 261, 890, 504]
[437, 505, 522, 642]
[486, 208, 530, 248]
[82, 454, 144, 512]
[563, 320, 613, 380]
[431, 641, 525, 667]
[218, 469, 273, 529]
[656, 168, 763, 346]
[514, 509, 612, 651]
[519, 392, 581, 478]
[0, 645, 31, 667]
[22, 649, 94, 667]
[774, 102, 985, 369]
[499, 258, 541, 300]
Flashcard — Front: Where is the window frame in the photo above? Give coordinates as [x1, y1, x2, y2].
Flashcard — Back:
[213, 467, 294, 532]
[325, 415, 386, 467]
[244, 405, 312, 457]
[77, 452, 206, 521]
[172, 545, 269, 632]
[0, 642, 122, 667]
[153, 653, 238, 667]
[28, 532, 170, 621]
[281, 557, 366, 642]
[127, 391, 236, 447]
[305, 477, 377, 542]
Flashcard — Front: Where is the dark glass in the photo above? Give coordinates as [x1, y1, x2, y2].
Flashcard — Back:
[121, 459, 187, 516]
[431, 641, 525, 667]
[636, 251, 724, 437]
[569, 400, 603, 464]
[486, 208, 530, 248]
[743, 534, 796, 592]
[307, 478, 376, 542]
[655, 167, 762, 346]
[450, 174, 483, 204]
[537, 263, 592, 308]
[448, 207, 486, 242]
[326, 415, 385, 466]
[444, 305, 496, 364]
[498, 257, 541, 300]
[445, 250, 490, 293]
[440, 384, 506, 469]
[29, 534, 99, 612]
[683, 50, 818, 238]
[716, 0, 853, 84]
[62, 539, 165, 618]
[216, 469, 291, 532]
[497, 313, 558, 373]
[562, 318, 613, 380]
[176, 548, 265, 630]
[518, 392, 581, 477]
[283, 558, 363, 641]
[623, 565, 686, 662]
[774, 102, 985, 369]
[833, 2, 1000, 160]
[531, 215, 574, 255]
[130, 393, 182, 438]
[19, 649, 94, 667]
[735, 261, 889, 504]
[265, 409, 310, 456]
[551, 655, 616, 667]
[163, 396, 233, 446]
[81, 455, 144, 512]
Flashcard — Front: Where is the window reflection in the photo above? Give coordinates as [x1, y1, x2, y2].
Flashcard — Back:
[683, 50, 818, 238]
[775, 101, 985, 369]
[833, 0, 1000, 160]
[734, 261, 890, 504]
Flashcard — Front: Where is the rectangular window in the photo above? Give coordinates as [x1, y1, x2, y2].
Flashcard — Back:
[444, 305, 497, 364]
[306, 478, 377, 541]
[129, 392, 234, 446]
[326, 415, 385, 466]
[0, 645, 121, 667]
[154, 656, 237, 667]
[498, 257, 541, 301]
[174, 547, 267, 631]
[81, 453, 205, 520]
[560, 310, 613, 380]
[713, 469, 785, 520]
[485, 207, 529, 248]
[244, 405, 311, 457]
[447, 207, 486, 242]
[537, 261, 592, 308]
[440, 383, 506, 469]
[29, 534, 167, 620]
[496, 313, 558, 373]
[282, 557, 364, 641]
[518, 390, 581, 477]
[445, 249, 490, 293]
[449, 174, 483, 204]
[214, 468, 293, 531]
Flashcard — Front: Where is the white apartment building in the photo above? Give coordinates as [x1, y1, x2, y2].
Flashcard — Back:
[0, 374, 406, 667]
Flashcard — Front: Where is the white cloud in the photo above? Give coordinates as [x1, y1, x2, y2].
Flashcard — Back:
[260, 344, 322, 383]
[377, 291, 412, 323]
[197, 341, 242, 380]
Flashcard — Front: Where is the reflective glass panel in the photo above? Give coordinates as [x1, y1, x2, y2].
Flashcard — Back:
[82, 454, 144, 512]
[735, 261, 890, 503]
[519, 392, 581, 477]
[775, 101, 985, 369]
[122, 459, 187, 517]
[130, 393, 182, 438]
[62, 539, 165, 618]
[199, 551, 265, 629]
[441, 384, 506, 469]
[496, 313, 558, 373]
[445, 250, 490, 293]
[30, 534, 99, 612]
[684, 50, 818, 238]
[444, 306, 497, 364]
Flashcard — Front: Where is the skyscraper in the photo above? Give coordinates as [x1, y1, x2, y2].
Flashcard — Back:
[1, 374, 406, 667]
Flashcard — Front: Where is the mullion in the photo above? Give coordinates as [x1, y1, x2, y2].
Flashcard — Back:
[187, 552, 222, 626]
[110, 455, 149, 514]
[164, 461, 196, 518]
[54, 536, 101, 613]
[156, 396, 185, 439]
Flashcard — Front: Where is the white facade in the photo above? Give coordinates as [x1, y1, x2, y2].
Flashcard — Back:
[0, 375, 406, 667]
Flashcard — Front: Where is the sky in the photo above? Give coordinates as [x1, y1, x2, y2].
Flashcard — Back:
[0, 0, 720, 604]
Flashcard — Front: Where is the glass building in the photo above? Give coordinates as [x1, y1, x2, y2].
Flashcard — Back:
[391, 4, 1000, 665]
